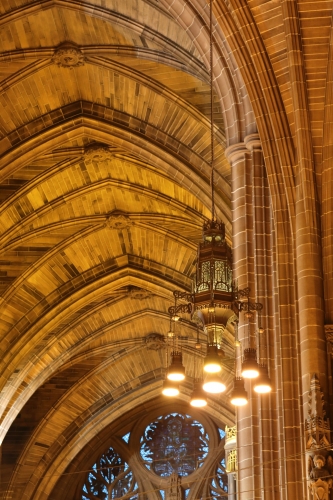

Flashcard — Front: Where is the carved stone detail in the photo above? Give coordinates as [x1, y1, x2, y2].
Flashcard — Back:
[129, 288, 152, 300]
[306, 375, 333, 499]
[306, 374, 330, 451]
[308, 455, 333, 500]
[84, 144, 114, 161]
[106, 212, 133, 230]
[325, 325, 333, 345]
[145, 333, 165, 351]
[52, 42, 85, 69]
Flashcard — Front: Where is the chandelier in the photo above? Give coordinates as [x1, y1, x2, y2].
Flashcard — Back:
[161, 0, 271, 406]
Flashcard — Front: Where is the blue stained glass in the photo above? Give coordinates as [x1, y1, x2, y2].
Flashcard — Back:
[81, 446, 138, 500]
[140, 413, 209, 477]
[211, 457, 228, 497]
[218, 428, 226, 440]
[122, 432, 131, 444]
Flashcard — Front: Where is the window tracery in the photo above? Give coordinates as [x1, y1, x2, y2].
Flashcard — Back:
[82, 446, 138, 500]
[140, 413, 209, 477]
[210, 458, 228, 498]
[81, 412, 227, 500]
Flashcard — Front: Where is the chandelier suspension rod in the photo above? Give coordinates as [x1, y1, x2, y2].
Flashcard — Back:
[210, 0, 215, 221]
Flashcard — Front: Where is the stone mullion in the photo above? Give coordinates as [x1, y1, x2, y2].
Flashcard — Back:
[227, 142, 260, 500]
[246, 135, 279, 500]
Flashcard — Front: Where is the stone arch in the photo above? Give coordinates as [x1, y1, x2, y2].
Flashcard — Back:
[6, 387, 233, 500]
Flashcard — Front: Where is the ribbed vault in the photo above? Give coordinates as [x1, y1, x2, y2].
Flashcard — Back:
[0, 0, 243, 498]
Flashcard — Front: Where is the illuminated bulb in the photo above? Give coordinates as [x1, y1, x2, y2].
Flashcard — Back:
[167, 352, 185, 382]
[230, 377, 248, 406]
[203, 345, 222, 373]
[254, 366, 272, 394]
[241, 348, 259, 379]
[203, 374, 226, 394]
[190, 382, 207, 407]
[172, 314, 180, 322]
[162, 380, 179, 397]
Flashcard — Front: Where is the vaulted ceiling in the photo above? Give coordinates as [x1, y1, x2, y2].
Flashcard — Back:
[0, 1, 235, 498]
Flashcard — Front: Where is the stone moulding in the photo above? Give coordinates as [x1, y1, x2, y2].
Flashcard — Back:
[129, 288, 152, 300]
[52, 42, 85, 69]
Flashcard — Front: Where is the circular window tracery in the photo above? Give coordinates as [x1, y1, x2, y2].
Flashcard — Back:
[80, 411, 228, 500]
[139, 412, 209, 477]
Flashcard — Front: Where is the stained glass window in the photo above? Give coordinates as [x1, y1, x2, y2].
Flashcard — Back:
[122, 432, 131, 444]
[82, 446, 138, 500]
[210, 458, 228, 498]
[81, 413, 227, 500]
[140, 413, 209, 477]
[218, 428, 226, 440]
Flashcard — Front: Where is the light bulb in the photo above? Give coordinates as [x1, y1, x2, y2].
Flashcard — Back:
[203, 374, 226, 394]
[190, 382, 207, 407]
[254, 366, 272, 394]
[204, 345, 222, 373]
[230, 377, 248, 406]
[167, 352, 185, 382]
[241, 348, 259, 379]
[162, 380, 179, 397]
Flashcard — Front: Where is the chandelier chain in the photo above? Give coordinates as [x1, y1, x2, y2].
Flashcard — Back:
[210, 0, 215, 221]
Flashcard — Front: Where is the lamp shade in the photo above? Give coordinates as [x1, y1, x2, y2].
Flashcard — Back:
[190, 382, 207, 407]
[203, 345, 222, 373]
[241, 348, 259, 379]
[162, 379, 179, 397]
[230, 377, 248, 406]
[254, 365, 272, 394]
[167, 352, 185, 382]
[202, 373, 226, 393]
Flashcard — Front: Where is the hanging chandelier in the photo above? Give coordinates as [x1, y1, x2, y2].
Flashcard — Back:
[161, 0, 271, 405]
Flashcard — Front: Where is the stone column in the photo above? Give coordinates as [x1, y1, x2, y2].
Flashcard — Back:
[227, 135, 304, 499]
[226, 141, 260, 500]
[245, 135, 280, 500]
